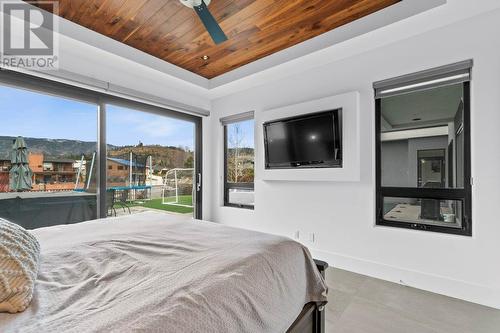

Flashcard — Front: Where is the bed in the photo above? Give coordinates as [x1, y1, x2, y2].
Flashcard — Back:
[0, 212, 328, 333]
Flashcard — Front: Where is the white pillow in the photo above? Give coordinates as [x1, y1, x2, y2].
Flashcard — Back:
[0, 218, 40, 313]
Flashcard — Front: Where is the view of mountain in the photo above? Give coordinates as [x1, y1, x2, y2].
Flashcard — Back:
[108, 145, 193, 170]
[0, 136, 102, 159]
[0, 136, 194, 170]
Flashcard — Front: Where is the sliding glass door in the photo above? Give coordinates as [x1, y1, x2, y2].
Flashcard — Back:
[0, 70, 203, 228]
[0, 84, 98, 229]
[105, 104, 199, 218]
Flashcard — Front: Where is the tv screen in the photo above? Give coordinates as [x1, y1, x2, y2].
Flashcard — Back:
[264, 109, 342, 169]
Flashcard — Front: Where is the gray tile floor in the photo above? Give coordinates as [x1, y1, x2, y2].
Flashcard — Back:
[324, 268, 500, 333]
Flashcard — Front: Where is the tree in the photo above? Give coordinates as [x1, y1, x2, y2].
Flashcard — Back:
[184, 155, 194, 168]
[240, 166, 254, 183]
[228, 124, 244, 183]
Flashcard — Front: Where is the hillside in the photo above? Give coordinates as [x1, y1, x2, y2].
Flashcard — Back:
[0, 136, 101, 159]
[227, 147, 254, 155]
[0, 136, 193, 170]
[108, 145, 193, 170]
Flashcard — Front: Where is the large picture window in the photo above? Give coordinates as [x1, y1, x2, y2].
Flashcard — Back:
[374, 60, 472, 235]
[222, 113, 255, 209]
[0, 69, 203, 228]
[0, 83, 98, 229]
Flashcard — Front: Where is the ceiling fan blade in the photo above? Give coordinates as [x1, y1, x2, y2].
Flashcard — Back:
[193, 1, 228, 45]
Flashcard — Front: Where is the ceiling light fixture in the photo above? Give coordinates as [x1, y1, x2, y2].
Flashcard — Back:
[201, 55, 210, 61]
[180, 0, 228, 45]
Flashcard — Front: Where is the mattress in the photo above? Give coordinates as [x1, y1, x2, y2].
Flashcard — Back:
[0, 212, 327, 333]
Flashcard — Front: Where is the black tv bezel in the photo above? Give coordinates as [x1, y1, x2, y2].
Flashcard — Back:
[263, 109, 343, 170]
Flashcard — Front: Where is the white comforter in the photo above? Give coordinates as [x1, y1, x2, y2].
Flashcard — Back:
[0, 212, 327, 333]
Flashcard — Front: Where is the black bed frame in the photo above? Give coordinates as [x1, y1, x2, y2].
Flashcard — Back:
[287, 260, 328, 333]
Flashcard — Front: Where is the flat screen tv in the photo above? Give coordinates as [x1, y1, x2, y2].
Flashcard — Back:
[264, 109, 342, 169]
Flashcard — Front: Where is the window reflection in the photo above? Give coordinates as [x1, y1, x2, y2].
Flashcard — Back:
[383, 197, 463, 228]
[380, 84, 465, 189]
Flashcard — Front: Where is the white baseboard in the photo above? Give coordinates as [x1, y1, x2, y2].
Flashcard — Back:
[310, 248, 500, 310]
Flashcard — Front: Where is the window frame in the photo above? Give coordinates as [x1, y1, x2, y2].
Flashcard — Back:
[375, 79, 472, 236]
[222, 119, 255, 210]
[0, 69, 204, 220]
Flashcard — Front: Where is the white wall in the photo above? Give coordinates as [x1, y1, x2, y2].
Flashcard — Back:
[53, 36, 210, 112]
[208, 9, 500, 308]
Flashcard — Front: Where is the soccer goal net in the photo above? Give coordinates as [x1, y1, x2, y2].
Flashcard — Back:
[162, 168, 194, 207]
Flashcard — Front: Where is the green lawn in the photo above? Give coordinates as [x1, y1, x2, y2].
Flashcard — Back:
[138, 196, 193, 214]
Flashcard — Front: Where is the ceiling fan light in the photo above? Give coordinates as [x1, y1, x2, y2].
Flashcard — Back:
[179, 0, 210, 8]
[180, 0, 227, 45]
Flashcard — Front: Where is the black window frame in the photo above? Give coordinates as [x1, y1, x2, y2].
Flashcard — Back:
[0, 68, 204, 220]
[375, 70, 472, 236]
[223, 120, 254, 210]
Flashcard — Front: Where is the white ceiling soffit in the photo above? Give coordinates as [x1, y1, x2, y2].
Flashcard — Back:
[53, 5, 210, 90]
[381, 84, 463, 129]
[7, 67, 211, 117]
[381, 126, 449, 142]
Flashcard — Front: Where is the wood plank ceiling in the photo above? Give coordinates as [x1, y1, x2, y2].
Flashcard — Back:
[30, 0, 400, 79]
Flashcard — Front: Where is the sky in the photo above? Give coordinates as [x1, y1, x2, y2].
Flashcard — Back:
[0, 85, 195, 150]
[227, 119, 255, 148]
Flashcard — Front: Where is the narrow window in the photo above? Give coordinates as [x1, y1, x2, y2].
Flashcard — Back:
[374, 60, 472, 235]
[221, 112, 255, 209]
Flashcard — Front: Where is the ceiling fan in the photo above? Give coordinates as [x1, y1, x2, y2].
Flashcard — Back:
[180, 0, 228, 45]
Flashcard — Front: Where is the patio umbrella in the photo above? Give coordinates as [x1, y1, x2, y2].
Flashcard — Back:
[9, 137, 32, 191]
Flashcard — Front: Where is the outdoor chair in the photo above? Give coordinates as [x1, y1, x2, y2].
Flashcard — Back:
[106, 189, 116, 217]
[115, 189, 131, 215]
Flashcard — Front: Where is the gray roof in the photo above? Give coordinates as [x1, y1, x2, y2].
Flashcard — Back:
[107, 157, 145, 168]
[44, 158, 75, 164]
